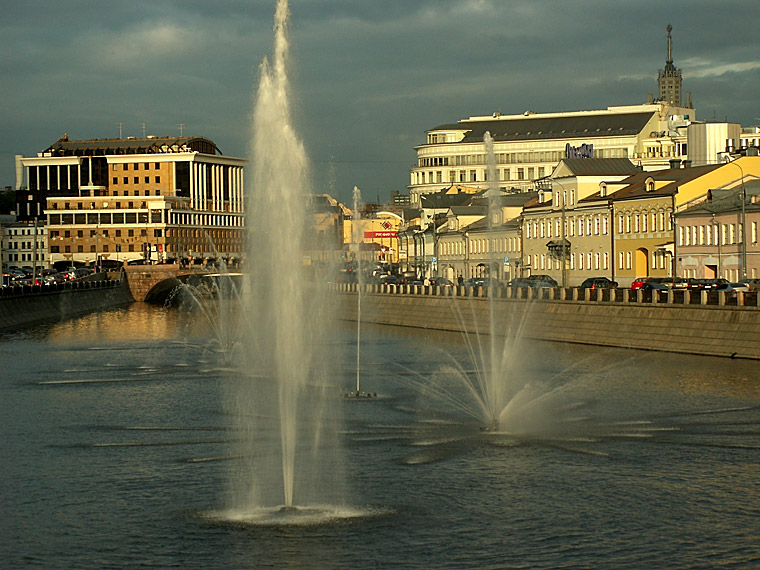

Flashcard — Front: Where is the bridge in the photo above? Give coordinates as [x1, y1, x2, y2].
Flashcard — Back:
[123, 264, 217, 303]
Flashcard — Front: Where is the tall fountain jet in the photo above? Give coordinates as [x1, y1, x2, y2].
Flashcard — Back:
[226, 0, 344, 521]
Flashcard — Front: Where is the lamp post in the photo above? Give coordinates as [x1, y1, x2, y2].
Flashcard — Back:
[721, 157, 747, 279]
[553, 179, 569, 288]
[464, 230, 470, 280]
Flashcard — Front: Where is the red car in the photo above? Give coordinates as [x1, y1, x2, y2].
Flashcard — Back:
[631, 277, 650, 290]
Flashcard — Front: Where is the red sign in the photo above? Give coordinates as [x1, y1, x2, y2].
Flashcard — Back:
[364, 231, 397, 239]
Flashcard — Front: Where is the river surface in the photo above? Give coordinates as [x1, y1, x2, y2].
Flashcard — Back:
[2, 302, 759, 569]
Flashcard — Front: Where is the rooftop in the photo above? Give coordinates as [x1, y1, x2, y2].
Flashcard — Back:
[42, 134, 223, 156]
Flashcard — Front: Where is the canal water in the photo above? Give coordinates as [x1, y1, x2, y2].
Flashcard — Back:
[2, 302, 759, 569]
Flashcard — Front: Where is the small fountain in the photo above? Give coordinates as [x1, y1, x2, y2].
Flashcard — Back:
[396, 133, 659, 460]
[344, 186, 376, 400]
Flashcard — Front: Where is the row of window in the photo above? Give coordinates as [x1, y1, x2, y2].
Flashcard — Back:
[415, 166, 548, 185]
[419, 148, 629, 168]
[617, 210, 672, 234]
[678, 221, 759, 247]
[50, 228, 158, 239]
[51, 200, 155, 210]
[49, 211, 163, 225]
[524, 210, 674, 240]
[3, 241, 44, 250]
[113, 176, 161, 185]
[530, 252, 610, 272]
[112, 163, 161, 171]
[3, 228, 45, 236]
[439, 237, 521, 257]
[3, 253, 45, 262]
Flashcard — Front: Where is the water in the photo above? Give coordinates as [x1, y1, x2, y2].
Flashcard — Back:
[2, 303, 759, 569]
[232, 0, 342, 517]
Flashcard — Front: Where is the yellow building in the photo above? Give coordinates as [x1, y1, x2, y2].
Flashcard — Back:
[608, 156, 760, 284]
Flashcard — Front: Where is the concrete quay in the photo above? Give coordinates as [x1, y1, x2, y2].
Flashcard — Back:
[334, 283, 760, 360]
[0, 279, 133, 332]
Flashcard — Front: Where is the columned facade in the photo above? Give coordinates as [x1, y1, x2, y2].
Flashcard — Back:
[17, 135, 245, 268]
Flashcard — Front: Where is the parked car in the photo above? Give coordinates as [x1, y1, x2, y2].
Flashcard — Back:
[714, 282, 750, 293]
[631, 277, 650, 290]
[528, 274, 559, 287]
[739, 278, 760, 291]
[579, 277, 618, 289]
[644, 277, 689, 290]
[378, 274, 400, 285]
[507, 277, 533, 288]
[463, 277, 486, 288]
[641, 280, 669, 291]
[429, 277, 454, 288]
[688, 278, 730, 290]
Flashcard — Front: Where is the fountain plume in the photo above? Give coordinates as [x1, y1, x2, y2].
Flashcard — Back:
[226, 0, 344, 517]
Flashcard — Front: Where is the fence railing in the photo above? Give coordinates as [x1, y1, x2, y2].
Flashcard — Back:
[0, 278, 122, 299]
[334, 282, 760, 309]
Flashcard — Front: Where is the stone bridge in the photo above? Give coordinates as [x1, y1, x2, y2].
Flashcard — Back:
[123, 264, 213, 303]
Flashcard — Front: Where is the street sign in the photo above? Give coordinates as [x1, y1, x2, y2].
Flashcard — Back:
[504, 256, 510, 264]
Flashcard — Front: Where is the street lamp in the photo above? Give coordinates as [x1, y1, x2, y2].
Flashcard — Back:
[464, 230, 470, 280]
[552, 179, 569, 288]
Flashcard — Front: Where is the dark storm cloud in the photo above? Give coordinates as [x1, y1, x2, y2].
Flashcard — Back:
[1, 0, 758, 203]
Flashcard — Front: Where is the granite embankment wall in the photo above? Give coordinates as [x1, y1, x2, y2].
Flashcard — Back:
[336, 286, 760, 360]
[0, 281, 134, 332]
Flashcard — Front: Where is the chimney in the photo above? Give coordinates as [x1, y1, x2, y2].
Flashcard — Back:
[682, 160, 692, 168]
[669, 159, 681, 169]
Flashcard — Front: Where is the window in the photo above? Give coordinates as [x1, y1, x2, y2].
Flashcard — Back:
[113, 177, 118, 185]
[134, 177, 139, 184]
[123, 177, 128, 184]
[144, 177, 149, 184]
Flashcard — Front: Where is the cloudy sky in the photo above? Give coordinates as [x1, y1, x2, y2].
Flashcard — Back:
[2, 0, 758, 204]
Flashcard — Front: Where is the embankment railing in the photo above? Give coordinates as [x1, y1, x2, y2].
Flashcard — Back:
[333, 283, 760, 309]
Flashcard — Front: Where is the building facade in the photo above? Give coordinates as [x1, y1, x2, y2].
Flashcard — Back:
[676, 180, 760, 281]
[16, 135, 245, 267]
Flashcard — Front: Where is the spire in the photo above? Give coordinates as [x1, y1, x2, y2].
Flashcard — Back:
[657, 24, 682, 106]
[666, 24, 673, 64]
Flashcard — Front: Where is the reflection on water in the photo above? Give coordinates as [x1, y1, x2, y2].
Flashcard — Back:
[4, 302, 217, 345]
[1, 302, 759, 569]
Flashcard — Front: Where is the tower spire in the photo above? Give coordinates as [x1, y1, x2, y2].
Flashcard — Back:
[666, 24, 673, 64]
[657, 24, 682, 106]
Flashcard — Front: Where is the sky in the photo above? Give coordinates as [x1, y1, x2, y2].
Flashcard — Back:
[1, 0, 758, 205]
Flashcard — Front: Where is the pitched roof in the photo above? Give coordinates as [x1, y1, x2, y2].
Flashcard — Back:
[470, 191, 539, 208]
[598, 164, 722, 203]
[556, 158, 641, 177]
[431, 111, 656, 143]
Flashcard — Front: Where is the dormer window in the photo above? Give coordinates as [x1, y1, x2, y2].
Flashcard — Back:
[600, 183, 607, 197]
[646, 179, 655, 192]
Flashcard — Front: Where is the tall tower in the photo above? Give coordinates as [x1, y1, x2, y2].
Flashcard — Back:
[657, 24, 682, 106]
